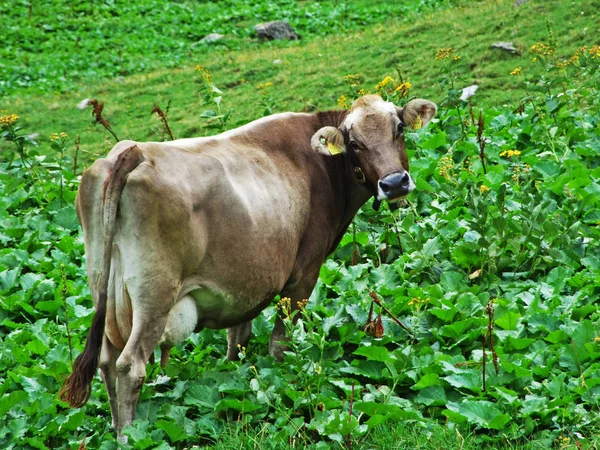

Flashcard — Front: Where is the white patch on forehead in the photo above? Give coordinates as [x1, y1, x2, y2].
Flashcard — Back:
[344, 97, 397, 128]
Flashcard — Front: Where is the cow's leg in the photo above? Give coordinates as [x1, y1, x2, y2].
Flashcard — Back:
[270, 272, 319, 360]
[99, 334, 120, 430]
[227, 321, 252, 360]
[114, 314, 168, 443]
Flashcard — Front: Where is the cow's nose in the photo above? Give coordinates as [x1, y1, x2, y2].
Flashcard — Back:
[377, 170, 414, 199]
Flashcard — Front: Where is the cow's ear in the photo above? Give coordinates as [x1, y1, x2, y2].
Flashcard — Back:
[311, 126, 345, 156]
[397, 99, 437, 130]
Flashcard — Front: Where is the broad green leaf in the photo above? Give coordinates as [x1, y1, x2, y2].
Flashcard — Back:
[446, 400, 511, 429]
[443, 372, 482, 392]
[215, 398, 261, 413]
[495, 311, 521, 330]
[353, 346, 392, 363]
[415, 385, 447, 406]
[413, 373, 439, 390]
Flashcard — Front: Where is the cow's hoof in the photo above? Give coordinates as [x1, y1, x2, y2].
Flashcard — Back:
[117, 434, 128, 445]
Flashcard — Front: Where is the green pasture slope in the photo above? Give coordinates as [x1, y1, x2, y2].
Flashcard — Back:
[1, 0, 600, 449]
[2, 0, 599, 158]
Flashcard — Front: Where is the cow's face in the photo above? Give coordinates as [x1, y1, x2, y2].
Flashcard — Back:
[312, 95, 436, 201]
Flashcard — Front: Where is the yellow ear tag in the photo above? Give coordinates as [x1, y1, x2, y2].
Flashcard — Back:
[413, 114, 423, 130]
[327, 142, 342, 155]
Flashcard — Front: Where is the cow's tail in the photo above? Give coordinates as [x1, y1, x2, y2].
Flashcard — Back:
[60, 145, 144, 408]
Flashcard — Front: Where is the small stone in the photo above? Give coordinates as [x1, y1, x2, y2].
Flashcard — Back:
[273, 59, 282, 64]
[491, 41, 519, 54]
[255, 21, 299, 41]
[200, 33, 224, 43]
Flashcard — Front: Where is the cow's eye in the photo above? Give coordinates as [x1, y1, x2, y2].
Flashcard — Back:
[347, 139, 359, 151]
[396, 122, 405, 137]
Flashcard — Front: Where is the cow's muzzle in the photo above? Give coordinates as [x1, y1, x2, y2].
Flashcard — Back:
[377, 170, 415, 200]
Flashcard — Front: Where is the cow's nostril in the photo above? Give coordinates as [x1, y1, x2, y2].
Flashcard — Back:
[380, 178, 393, 192]
[400, 171, 410, 186]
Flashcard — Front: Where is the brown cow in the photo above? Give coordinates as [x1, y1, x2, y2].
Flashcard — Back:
[60, 94, 436, 442]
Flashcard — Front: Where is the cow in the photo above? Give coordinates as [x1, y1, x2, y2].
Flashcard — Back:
[60, 94, 436, 442]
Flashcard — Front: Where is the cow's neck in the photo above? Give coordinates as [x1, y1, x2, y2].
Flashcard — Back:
[315, 110, 376, 247]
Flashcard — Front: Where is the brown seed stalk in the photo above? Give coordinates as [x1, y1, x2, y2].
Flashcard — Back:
[90, 99, 120, 142]
[151, 102, 175, 141]
[351, 223, 359, 266]
[368, 292, 414, 338]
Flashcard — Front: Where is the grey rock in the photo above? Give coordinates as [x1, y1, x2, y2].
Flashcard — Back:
[255, 21, 299, 41]
[491, 41, 519, 54]
[200, 33, 224, 43]
[514, 0, 528, 5]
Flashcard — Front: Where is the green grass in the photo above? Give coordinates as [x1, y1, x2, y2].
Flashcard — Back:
[203, 421, 600, 449]
[3, 0, 599, 164]
[1, 0, 455, 95]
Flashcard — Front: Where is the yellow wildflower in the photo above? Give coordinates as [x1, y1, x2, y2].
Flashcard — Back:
[438, 154, 454, 179]
[50, 132, 68, 141]
[343, 74, 361, 86]
[277, 297, 292, 318]
[357, 88, 368, 96]
[510, 67, 522, 76]
[480, 185, 490, 194]
[590, 44, 600, 59]
[393, 81, 412, 97]
[530, 43, 555, 57]
[337, 95, 351, 109]
[408, 296, 429, 308]
[499, 149, 521, 158]
[0, 114, 19, 126]
[435, 48, 456, 61]
[296, 299, 308, 310]
[556, 61, 568, 69]
[594, 336, 600, 343]
[568, 52, 580, 65]
[376, 75, 394, 91]
[194, 65, 212, 83]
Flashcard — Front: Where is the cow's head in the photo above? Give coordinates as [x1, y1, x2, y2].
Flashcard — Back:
[311, 95, 436, 202]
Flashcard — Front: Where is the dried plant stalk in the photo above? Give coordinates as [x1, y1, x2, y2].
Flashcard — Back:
[90, 99, 120, 142]
[368, 291, 414, 337]
[151, 102, 175, 141]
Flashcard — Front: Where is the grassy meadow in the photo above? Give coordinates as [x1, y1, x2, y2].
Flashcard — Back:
[3, 0, 599, 160]
[2, 0, 600, 449]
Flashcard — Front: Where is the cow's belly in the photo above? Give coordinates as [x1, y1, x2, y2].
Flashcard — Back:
[176, 265, 286, 330]
[159, 281, 278, 347]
